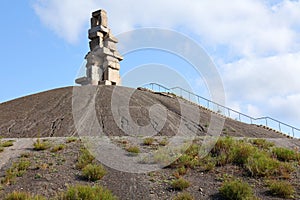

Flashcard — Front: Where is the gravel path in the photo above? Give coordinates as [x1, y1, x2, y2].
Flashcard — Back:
[0, 138, 34, 170]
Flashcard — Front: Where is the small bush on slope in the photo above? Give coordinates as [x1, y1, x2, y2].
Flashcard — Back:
[219, 178, 256, 200]
[268, 180, 295, 198]
[272, 147, 300, 162]
[76, 147, 95, 169]
[171, 178, 190, 191]
[4, 191, 46, 200]
[82, 164, 106, 181]
[173, 192, 194, 200]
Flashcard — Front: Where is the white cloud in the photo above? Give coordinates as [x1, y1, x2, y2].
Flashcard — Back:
[33, 0, 97, 43]
[268, 94, 300, 122]
[222, 52, 300, 101]
[221, 52, 300, 125]
[33, 0, 300, 55]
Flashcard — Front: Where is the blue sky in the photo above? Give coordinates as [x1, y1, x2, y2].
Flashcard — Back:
[1, 0, 300, 135]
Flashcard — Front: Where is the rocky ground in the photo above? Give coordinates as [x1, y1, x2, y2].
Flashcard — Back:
[0, 136, 299, 199]
[0, 85, 299, 199]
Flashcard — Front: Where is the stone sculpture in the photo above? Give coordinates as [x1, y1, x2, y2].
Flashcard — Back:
[75, 9, 123, 86]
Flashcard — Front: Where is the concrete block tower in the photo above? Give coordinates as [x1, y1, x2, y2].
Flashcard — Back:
[75, 9, 123, 86]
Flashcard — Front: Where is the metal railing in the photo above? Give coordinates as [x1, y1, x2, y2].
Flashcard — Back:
[143, 83, 300, 138]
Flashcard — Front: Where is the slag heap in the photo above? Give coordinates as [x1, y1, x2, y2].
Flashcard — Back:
[76, 10, 123, 86]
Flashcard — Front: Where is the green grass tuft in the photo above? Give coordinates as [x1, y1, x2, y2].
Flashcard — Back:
[171, 178, 190, 191]
[4, 191, 46, 200]
[126, 146, 140, 154]
[272, 147, 299, 162]
[219, 178, 256, 200]
[173, 192, 194, 200]
[33, 139, 50, 151]
[82, 164, 107, 181]
[268, 180, 295, 198]
[51, 144, 66, 152]
[143, 137, 155, 146]
[76, 147, 95, 169]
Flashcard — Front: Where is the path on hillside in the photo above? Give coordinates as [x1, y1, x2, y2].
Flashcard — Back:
[0, 138, 34, 170]
[1, 137, 300, 171]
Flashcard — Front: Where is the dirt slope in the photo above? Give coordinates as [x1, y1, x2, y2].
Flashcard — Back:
[0, 86, 290, 139]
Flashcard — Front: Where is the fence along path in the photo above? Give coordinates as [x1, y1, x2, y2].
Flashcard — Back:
[143, 83, 300, 138]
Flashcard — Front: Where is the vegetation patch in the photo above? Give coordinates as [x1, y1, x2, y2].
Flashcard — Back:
[57, 185, 117, 200]
[1, 158, 31, 185]
[171, 178, 190, 191]
[66, 137, 78, 143]
[219, 178, 256, 200]
[82, 164, 107, 181]
[143, 137, 155, 146]
[250, 138, 274, 150]
[268, 180, 295, 198]
[173, 192, 194, 200]
[126, 146, 140, 154]
[51, 144, 66, 153]
[159, 138, 168, 146]
[0, 140, 15, 148]
[272, 147, 300, 162]
[33, 139, 50, 151]
[4, 191, 46, 200]
[76, 147, 95, 169]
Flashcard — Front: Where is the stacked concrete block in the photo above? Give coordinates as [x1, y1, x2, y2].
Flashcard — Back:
[75, 9, 123, 86]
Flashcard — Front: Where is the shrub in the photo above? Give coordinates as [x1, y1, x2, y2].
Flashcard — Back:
[51, 144, 65, 152]
[173, 192, 194, 200]
[82, 164, 106, 181]
[33, 139, 49, 151]
[159, 138, 168, 146]
[232, 142, 256, 165]
[177, 166, 188, 176]
[57, 185, 117, 200]
[245, 151, 280, 177]
[250, 139, 274, 150]
[126, 146, 140, 154]
[76, 148, 95, 169]
[66, 137, 78, 143]
[272, 147, 299, 162]
[185, 144, 200, 157]
[277, 162, 295, 179]
[198, 155, 216, 172]
[143, 137, 155, 145]
[1, 140, 15, 147]
[219, 178, 255, 200]
[0, 147, 3, 152]
[268, 180, 295, 198]
[20, 153, 31, 158]
[171, 178, 190, 191]
[1, 158, 31, 184]
[176, 154, 194, 168]
[4, 191, 46, 200]
[14, 159, 31, 172]
[212, 137, 235, 166]
[212, 137, 235, 156]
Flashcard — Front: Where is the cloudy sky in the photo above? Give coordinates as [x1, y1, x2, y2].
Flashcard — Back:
[1, 0, 300, 135]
